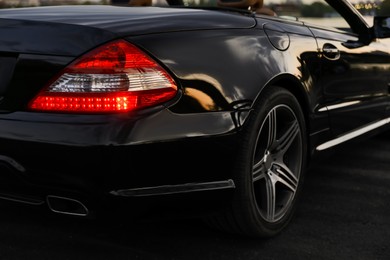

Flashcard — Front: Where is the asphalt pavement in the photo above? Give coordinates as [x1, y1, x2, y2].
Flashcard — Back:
[0, 132, 389, 260]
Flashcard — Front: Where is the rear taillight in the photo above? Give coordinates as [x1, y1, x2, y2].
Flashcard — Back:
[29, 40, 177, 113]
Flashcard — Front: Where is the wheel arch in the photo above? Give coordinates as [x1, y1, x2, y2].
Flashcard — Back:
[252, 74, 312, 161]
[265, 74, 311, 126]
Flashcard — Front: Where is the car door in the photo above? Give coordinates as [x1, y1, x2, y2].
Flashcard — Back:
[263, 0, 390, 146]
[311, 26, 390, 137]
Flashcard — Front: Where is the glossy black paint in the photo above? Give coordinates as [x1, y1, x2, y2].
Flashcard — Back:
[0, 2, 389, 217]
[0, 6, 255, 37]
[310, 27, 390, 136]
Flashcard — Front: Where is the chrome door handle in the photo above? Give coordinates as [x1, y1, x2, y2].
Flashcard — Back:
[322, 43, 340, 60]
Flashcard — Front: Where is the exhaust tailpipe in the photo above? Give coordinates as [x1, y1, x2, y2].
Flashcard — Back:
[46, 195, 89, 217]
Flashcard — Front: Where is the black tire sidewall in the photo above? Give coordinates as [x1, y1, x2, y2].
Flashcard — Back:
[233, 86, 307, 237]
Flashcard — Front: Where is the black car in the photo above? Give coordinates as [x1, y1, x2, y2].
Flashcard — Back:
[0, 0, 389, 238]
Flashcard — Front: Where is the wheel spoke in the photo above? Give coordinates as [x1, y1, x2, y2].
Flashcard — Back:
[265, 173, 276, 221]
[267, 108, 277, 149]
[274, 163, 298, 192]
[252, 158, 265, 182]
[275, 120, 299, 157]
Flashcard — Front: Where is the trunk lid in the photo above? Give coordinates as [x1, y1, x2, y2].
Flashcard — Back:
[0, 5, 256, 56]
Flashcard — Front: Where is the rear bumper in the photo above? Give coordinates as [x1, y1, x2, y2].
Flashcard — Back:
[0, 108, 239, 216]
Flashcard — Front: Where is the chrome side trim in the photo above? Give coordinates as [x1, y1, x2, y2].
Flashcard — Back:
[318, 100, 361, 112]
[110, 179, 235, 197]
[316, 118, 390, 151]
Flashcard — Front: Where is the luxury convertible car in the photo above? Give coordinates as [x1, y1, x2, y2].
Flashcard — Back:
[0, 0, 389, 238]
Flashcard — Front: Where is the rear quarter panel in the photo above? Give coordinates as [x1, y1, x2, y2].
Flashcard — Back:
[127, 17, 328, 145]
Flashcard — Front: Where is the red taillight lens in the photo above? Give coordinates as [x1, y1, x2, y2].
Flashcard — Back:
[29, 40, 178, 113]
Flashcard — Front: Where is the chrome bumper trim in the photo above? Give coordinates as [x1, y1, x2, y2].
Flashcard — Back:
[0, 193, 44, 206]
[109, 179, 235, 197]
[0, 155, 25, 172]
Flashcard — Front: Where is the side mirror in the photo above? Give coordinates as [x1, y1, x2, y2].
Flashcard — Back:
[373, 16, 390, 38]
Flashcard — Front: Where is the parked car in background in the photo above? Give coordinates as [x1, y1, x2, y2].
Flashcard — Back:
[0, 0, 389, 237]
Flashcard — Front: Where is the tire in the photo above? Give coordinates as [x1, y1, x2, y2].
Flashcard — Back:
[207, 86, 307, 238]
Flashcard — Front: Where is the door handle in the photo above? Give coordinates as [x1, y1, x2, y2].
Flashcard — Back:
[322, 43, 340, 60]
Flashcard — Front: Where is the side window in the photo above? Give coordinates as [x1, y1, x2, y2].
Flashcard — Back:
[264, 0, 382, 31]
[265, 1, 350, 30]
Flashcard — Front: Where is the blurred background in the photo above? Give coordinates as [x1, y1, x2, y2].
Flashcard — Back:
[0, 0, 389, 17]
